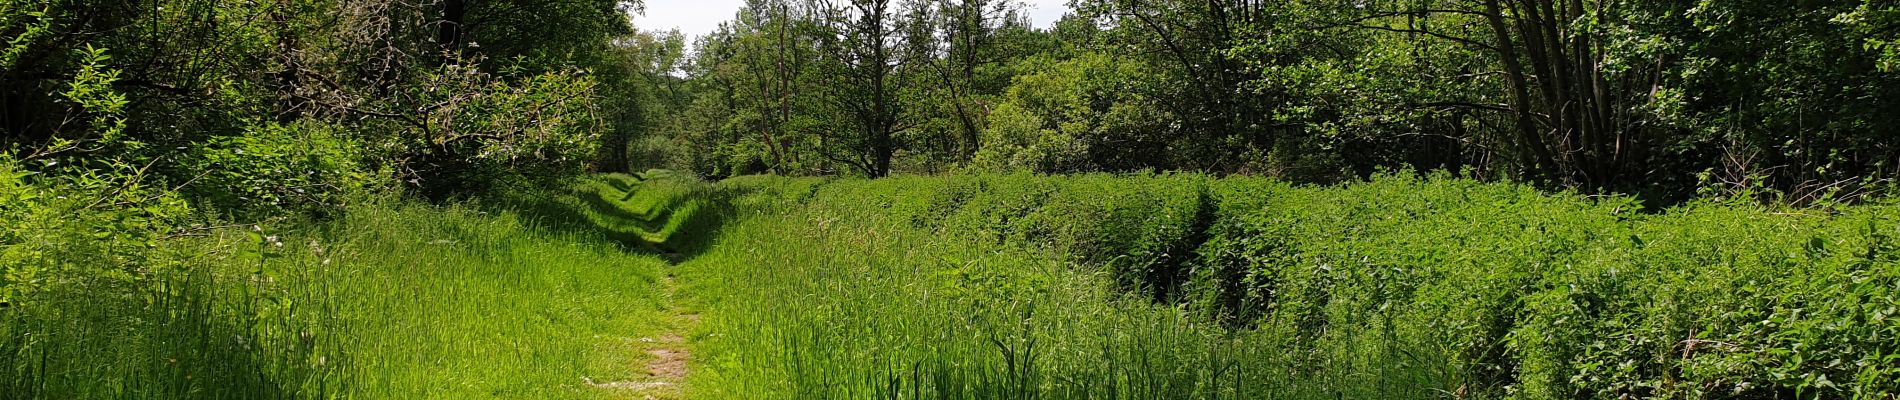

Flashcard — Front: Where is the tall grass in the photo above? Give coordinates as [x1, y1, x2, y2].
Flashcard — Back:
[657, 172, 1900, 399]
[674, 175, 1444, 399]
[1, 197, 673, 399]
[9, 170, 1899, 399]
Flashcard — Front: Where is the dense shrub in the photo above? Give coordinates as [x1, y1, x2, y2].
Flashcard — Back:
[971, 53, 1175, 173]
[0, 156, 252, 397]
[1181, 175, 1900, 398]
[0, 156, 189, 303]
[184, 121, 375, 219]
[362, 66, 605, 200]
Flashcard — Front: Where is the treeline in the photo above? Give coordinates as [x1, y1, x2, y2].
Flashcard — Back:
[6, 0, 1896, 211]
[646, 0, 1900, 203]
[0, 0, 671, 217]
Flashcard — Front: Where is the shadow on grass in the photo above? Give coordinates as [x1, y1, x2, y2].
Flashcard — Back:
[488, 172, 754, 264]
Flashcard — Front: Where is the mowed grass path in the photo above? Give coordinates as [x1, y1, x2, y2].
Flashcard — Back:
[262, 173, 727, 398]
[559, 171, 719, 398]
[311, 204, 677, 399]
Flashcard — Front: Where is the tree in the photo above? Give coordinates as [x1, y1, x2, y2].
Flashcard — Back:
[972, 52, 1171, 172]
[598, 28, 688, 172]
[1074, 0, 1281, 173]
[649, 0, 1899, 205]
[1, 0, 647, 200]
[911, 0, 1025, 163]
[812, 0, 911, 177]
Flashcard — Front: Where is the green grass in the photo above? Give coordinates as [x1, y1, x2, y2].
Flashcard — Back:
[2, 196, 676, 399]
[7, 171, 1900, 399]
[672, 174, 1443, 399]
[653, 172, 1900, 399]
[304, 202, 674, 398]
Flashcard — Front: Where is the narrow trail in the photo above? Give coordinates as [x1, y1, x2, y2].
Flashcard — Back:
[638, 267, 700, 399]
[584, 261, 699, 399]
[574, 173, 706, 399]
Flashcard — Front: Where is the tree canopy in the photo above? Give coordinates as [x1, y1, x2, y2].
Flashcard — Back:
[643, 0, 1900, 205]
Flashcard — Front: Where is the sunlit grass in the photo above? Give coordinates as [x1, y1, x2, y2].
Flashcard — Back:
[11, 171, 1900, 399]
[667, 176, 1444, 399]
[2, 197, 673, 399]
[660, 173, 1900, 399]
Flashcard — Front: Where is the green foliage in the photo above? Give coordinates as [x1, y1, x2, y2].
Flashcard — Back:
[971, 53, 1172, 173]
[1, 176, 672, 398]
[631, 171, 1900, 399]
[599, 28, 688, 173]
[1656, 0, 1900, 200]
[654, 0, 1048, 178]
[3, 0, 642, 208]
[387, 65, 604, 198]
[59, 44, 126, 141]
[969, 102, 1086, 172]
[644, 0, 1900, 205]
[17, 44, 134, 163]
[0, 156, 189, 305]
[0, 1, 51, 69]
[1184, 175, 1900, 398]
[184, 121, 373, 219]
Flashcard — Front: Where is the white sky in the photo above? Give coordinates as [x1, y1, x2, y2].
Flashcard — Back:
[635, 0, 1070, 40]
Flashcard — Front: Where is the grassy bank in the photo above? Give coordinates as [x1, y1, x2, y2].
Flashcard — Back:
[640, 172, 1899, 399]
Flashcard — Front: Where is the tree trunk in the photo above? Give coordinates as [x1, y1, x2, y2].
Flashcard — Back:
[271, 5, 302, 123]
[1483, 0, 1557, 181]
[599, 132, 630, 172]
[438, 0, 467, 63]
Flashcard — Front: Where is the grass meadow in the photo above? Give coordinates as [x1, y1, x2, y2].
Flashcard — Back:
[666, 173, 1900, 399]
[1, 196, 678, 399]
[5, 171, 1899, 399]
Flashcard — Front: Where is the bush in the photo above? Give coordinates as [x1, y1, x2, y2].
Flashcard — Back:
[346, 66, 604, 200]
[1185, 174, 1900, 398]
[0, 156, 189, 303]
[971, 53, 1173, 173]
[184, 121, 374, 220]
